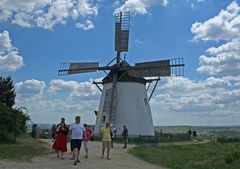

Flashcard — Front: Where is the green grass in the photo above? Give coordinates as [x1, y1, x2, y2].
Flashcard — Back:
[0, 134, 50, 161]
[130, 142, 240, 169]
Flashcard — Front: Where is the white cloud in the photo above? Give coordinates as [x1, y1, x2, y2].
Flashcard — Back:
[180, 1, 240, 124]
[150, 76, 240, 125]
[0, 30, 24, 72]
[214, 88, 240, 106]
[15, 79, 46, 98]
[13, 76, 240, 125]
[222, 75, 240, 81]
[235, 82, 240, 86]
[113, 1, 121, 8]
[0, 30, 12, 53]
[15, 78, 101, 124]
[15, 96, 99, 124]
[191, 1, 240, 76]
[114, 0, 168, 15]
[197, 39, 240, 75]
[48, 79, 100, 99]
[191, 1, 240, 41]
[48, 79, 79, 93]
[0, 0, 98, 30]
[75, 20, 94, 30]
[150, 76, 239, 113]
[205, 77, 230, 87]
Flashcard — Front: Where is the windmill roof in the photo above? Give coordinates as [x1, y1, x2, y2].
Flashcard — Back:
[102, 60, 147, 84]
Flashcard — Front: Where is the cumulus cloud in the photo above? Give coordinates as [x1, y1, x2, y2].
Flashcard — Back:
[191, 1, 240, 76]
[191, 1, 240, 41]
[114, 0, 168, 15]
[205, 77, 230, 87]
[150, 76, 240, 125]
[235, 82, 240, 87]
[15, 79, 46, 98]
[15, 95, 99, 123]
[48, 79, 100, 99]
[197, 39, 240, 75]
[151, 76, 239, 113]
[15, 78, 100, 123]
[75, 20, 94, 30]
[13, 76, 240, 124]
[0, 0, 98, 30]
[0, 30, 24, 72]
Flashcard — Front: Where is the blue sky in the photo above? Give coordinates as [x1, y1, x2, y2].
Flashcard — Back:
[0, 0, 240, 126]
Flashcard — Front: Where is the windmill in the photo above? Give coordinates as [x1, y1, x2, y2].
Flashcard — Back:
[58, 12, 184, 136]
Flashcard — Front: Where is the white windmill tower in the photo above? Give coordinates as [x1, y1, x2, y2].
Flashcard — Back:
[58, 12, 184, 136]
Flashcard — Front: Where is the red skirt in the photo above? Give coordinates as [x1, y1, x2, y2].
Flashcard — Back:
[52, 134, 67, 152]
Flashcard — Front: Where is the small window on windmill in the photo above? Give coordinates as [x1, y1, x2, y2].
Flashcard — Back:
[144, 98, 148, 105]
[102, 115, 106, 123]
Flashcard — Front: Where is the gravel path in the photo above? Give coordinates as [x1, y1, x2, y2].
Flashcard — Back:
[0, 139, 167, 169]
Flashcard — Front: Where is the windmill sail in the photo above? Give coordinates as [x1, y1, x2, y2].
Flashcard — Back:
[115, 12, 130, 52]
[58, 62, 99, 75]
[134, 60, 171, 77]
[131, 58, 184, 77]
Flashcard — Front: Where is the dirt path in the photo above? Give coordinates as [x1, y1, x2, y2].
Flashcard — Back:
[0, 139, 168, 169]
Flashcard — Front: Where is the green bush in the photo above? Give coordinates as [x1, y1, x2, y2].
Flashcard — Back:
[0, 76, 30, 143]
[225, 144, 240, 164]
[0, 103, 30, 143]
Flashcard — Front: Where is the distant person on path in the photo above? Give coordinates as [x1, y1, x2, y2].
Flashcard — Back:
[110, 124, 116, 148]
[83, 124, 93, 159]
[31, 124, 38, 139]
[193, 130, 197, 139]
[68, 116, 85, 165]
[122, 125, 128, 148]
[101, 122, 112, 160]
[52, 119, 69, 159]
[188, 129, 192, 139]
[51, 124, 56, 142]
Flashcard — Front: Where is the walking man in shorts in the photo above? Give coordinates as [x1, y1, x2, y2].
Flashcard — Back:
[68, 116, 85, 165]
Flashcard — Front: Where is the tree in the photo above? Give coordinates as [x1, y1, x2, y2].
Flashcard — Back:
[0, 76, 16, 107]
[0, 76, 29, 143]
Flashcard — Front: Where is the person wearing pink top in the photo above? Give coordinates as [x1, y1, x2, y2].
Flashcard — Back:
[83, 124, 93, 158]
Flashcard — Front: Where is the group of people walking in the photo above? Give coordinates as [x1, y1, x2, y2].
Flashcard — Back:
[52, 116, 92, 165]
[52, 116, 128, 165]
[188, 129, 197, 139]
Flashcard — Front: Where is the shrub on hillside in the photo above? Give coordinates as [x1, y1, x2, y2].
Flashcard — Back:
[224, 144, 240, 164]
[0, 76, 30, 143]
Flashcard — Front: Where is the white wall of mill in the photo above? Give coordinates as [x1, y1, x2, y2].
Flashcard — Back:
[94, 82, 154, 136]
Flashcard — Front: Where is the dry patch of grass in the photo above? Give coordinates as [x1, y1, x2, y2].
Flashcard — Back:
[0, 134, 50, 162]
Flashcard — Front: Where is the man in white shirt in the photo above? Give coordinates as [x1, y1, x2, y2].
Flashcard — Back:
[68, 116, 85, 165]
